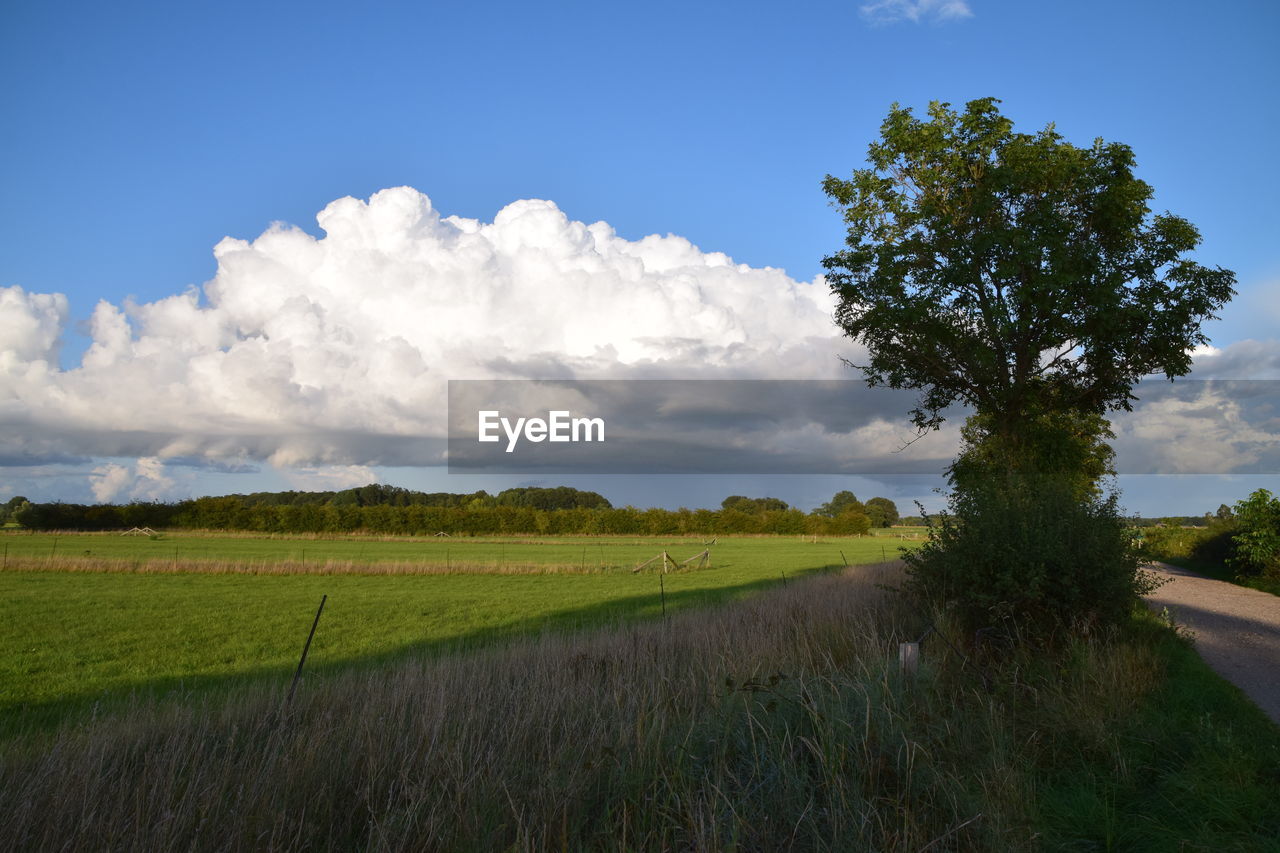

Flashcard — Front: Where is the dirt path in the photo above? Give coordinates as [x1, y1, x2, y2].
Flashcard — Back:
[1144, 562, 1280, 724]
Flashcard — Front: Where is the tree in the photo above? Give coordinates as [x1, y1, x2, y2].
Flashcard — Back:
[830, 509, 872, 536]
[822, 97, 1236, 469]
[1228, 489, 1280, 579]
[815, 490, 863, 518]
[824, 98, 1235, 634]
[1, 495, 29, 526]
[864, 497, 900, 528]
[721, 496, 789, 513]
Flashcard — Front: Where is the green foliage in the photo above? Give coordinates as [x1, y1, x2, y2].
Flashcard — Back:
[814, 490, 863, 518]
[15, 490, 840, 536]
[1228, 488, 1280, 579]
[495, 486, 611, 510]
[824, 97, 1235, 637]
[0, 496, 28, 525]
[805, 510, 872, 537]
[863, 497, 899, 528]
[813, 491, 896, 529]
[720, 495, 790, 513]
[949, 411, 1116, 501]
[822, 96, 1236, 437]
[1138, 518, 1237, 566]
[904, 475, 1153, 637]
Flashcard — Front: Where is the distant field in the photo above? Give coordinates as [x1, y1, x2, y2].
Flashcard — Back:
[0, 529, 923, 572]
[0, 533, 917, 732]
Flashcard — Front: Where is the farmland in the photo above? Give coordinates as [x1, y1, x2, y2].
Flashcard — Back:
[5, 529, 1278, 850]
[4, 552, 1278, 849]
[0, 532, 917, 733]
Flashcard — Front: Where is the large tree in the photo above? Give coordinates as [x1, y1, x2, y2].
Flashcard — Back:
[864, 497, 900, 528]
[822, 97, 1235, 456]
[823, 98, 1235, 634]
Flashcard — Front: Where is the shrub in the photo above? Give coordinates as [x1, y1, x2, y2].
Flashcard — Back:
[1229, 488, 1280, 579]
[904, 475, 1155, 639]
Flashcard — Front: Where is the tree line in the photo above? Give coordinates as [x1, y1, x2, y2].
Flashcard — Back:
[4, 487, 902, 536]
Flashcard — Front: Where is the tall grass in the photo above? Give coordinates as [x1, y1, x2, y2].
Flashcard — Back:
[1, 564, 1276, 851]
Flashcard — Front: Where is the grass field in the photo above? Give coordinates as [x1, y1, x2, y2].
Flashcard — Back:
[0, 532, 917, 733]
[0, 529, 920, 571]
[3, 562, 1277, 850]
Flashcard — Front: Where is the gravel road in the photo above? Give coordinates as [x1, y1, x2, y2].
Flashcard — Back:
[1144, 561, 1280, 724]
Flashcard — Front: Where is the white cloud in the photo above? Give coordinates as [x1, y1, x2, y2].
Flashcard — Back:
[1111, 383, 1280, 475]
[89, 456, 179, 502]
[89, 463, 131, 502]
[280, 464, 379, 491]
[1189, 338, 1280, 379]
[0, 285, 66, 366]
[860, 0, 973, 25]
[0, 188, 851, 470]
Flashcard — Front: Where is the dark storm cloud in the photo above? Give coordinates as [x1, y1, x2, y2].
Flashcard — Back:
[448, 379, 1280, 476]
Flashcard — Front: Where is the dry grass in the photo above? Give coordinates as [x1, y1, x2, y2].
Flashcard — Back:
[0, 562, 1218, 851]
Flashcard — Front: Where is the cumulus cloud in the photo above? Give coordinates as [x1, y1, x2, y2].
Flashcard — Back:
[0, 285, 66, 366]
[281, 465, 380, 491]
[89, 457, 180, 502]
[1112, 385, 1278, 475]
[860, 0, 973, 25]
[1187, 338, 1280, 379]
[5, 186, 1276, 493]
[0, 188, 850, 472]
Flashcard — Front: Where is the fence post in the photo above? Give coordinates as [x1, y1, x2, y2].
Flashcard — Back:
[287, 595, 327, 706]
[898, 642, 919, 679]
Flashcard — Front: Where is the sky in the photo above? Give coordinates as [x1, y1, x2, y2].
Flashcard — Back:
[1, 0, 1278, 515]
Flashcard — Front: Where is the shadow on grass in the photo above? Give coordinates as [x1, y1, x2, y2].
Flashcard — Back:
[1, 561, 862, 740]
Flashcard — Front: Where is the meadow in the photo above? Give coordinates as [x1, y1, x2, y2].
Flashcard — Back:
[0, 532, 914, 733]
[3, 559, 1277, 850]
[4, 530, 1278, 849]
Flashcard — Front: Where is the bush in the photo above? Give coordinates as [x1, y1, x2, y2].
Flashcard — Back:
[904, 475, 1155, 639]
[1229, 488, 1280, 579]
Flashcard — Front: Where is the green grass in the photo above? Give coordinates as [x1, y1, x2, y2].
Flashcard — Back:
[0, 529, 913, 567]
[1154, 555, 1280, 597]
[0, 533, 913, 734]
[1036, 611, 1280, 848]
[2, 566, 1276, 850]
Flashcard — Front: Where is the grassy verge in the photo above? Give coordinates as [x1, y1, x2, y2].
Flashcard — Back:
[1, 566, 1275, 851]
[1034, 611, 1280, 849]
[1154, 555, 1280, 597]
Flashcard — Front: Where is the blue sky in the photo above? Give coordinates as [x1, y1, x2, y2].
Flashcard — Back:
[2, 0, 1278, 514]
